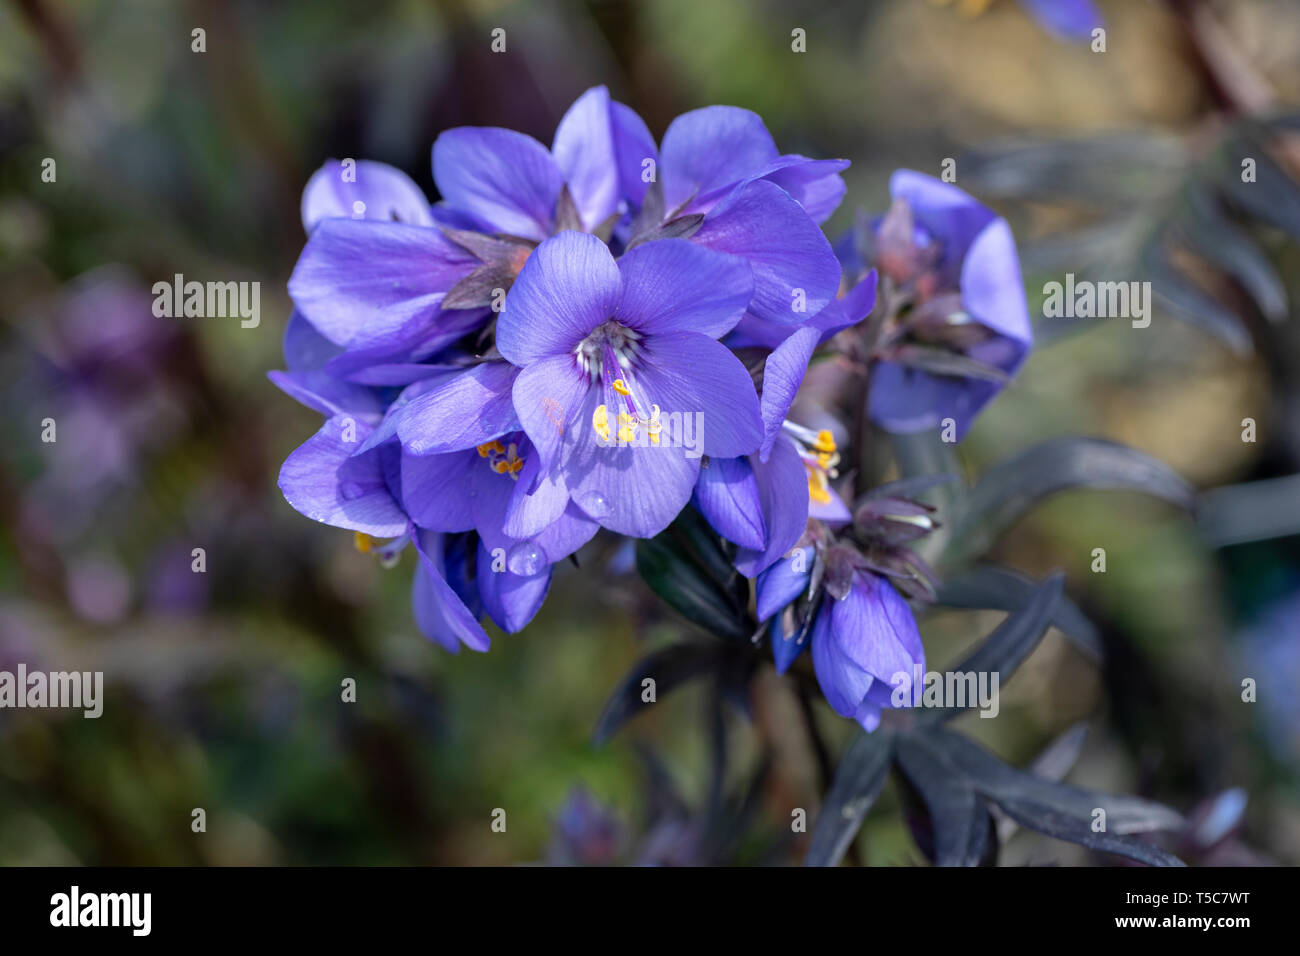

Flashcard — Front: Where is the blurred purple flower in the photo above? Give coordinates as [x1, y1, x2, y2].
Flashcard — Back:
[851, 170, 1032, 441]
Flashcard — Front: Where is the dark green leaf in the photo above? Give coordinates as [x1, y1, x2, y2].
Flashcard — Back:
[992, 796, 1185, 867]
[1196, 474, 1300, 547]
[923, 573, 1063, 723]
[804, 730, 894, 867]
[895, 734, 992, 866]
[935, 564, 1102, 662]
[1179, 185, 1286, 323]
[636, 524, 749, 642]
[1222, 142, 1300, 243]
[922, 729, 1184, 835]
[592, 643, 721, 744]
[946, 438, 1196, 564]
[1140, 237, 1252, 354]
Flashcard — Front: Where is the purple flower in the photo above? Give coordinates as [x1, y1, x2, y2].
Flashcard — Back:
[811, 569, 924, 732]
[857, 170, 1032, 441]
[433, 86, 845, 329]
[1017, 0, 1102, 43]
[759, 555, 924, 733]
[693, 271, 875, 574]
[497, 231, 763, 538]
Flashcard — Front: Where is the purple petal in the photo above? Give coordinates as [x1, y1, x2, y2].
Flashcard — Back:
[412, 529, 491, 651]
[635, 331, 762, 458]
[512, 353, 590, 469]
[829, 573, 923, 680]
[432, 127, 563, 241]
[770, 615, 809, 675]
[552, 86, 621, 229]
[758, 156, 849, 224]
[267, 369, 383, 421]
[288, 218, 476, 347]
[615, 239, 753, 339]
[495, 231, 622, 364]
[611, 101, 659, 208]
[812, 602, 875, 718]
[889, 169, 996, 274]
[401, 448, 478, 532]
[758, 326, 819, 460]
[693, 456, 767, 551]
[283, 310, 343, 371]
[756, 548, 813, 621]
[528, 502, 600, 565]
[475, 538, 551, 633]
[691, 179, 840, 326]
[301, 159, 433, 233]
[563, 386, 700, 536]
[960, 218, 1033, 347]
[278, 414, 408, 536]
[504, 450, 571, 539]
[395, 361, 520, 455]
[660, 106, 778, 213]
[318, 306, 490, 378]
[1018, 0, 1102, 42]
[734, 435, 809, 577]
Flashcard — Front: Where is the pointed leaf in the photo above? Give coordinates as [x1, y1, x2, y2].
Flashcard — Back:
[923, 573, 1063, 723]
[946, 438, 1195, 564]
[895, 734, 993, 866]
[593, 643, 722, 744]
[935, 565, 1102, 662]
[804, 730, 895, 867]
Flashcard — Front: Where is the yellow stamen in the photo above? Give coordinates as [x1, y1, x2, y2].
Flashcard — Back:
[477, 440, 506, 458]
[807, 468, 832, 505]
[353, 531, 374, 553]
[592, 404, 611, 442]
[812, 429, 836, 454]
[612, 379, 632, 396]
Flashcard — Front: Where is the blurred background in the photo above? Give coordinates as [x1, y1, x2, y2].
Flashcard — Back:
[0, 0, 1298, 865]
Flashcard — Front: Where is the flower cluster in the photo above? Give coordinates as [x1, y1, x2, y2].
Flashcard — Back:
[273, 86, 1031, 731]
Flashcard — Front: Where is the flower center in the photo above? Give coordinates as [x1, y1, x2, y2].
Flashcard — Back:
[577, 322, 662, 446]
[477, 439, 524, 480]
[783, 422, 839, 504]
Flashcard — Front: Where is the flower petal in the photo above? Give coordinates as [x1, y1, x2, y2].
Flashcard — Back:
[756, 548, 813, 621]
[432, 127, 563, 241]
[552, 86, 621, 229]
[301, 159, 433, 233]
[734, 435, 809, 577]
[615, 239, 752, 339]
[395, 361, 521, 455]
[288, 218, 476, 347]
[496, 231, 623, 364]
[758, 325, 819, 460]
[512, 353, 590, 469]
[635, 331, 762, 459]
[476, 538, 552, 633]
[267, 369, 383, 421]
[757, 156, 849, 224]
[278, 414, 408, 536]
[412, 530, 490, 651]
[691, 179, 840, 326]
[401, 448, 478, 532]
[660, 106, 778, 213]
[283, 310, 343, 371]
[960, 218, 1033, 347]
[693, 456, 766, 551]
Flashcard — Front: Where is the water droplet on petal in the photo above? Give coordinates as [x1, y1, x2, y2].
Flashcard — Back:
[578, 491, 610, 519]
[340, 481, 366, 500]
[507, 542, 545, 577]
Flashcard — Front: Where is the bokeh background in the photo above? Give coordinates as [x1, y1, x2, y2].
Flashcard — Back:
[1, 0, 1298, 865]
